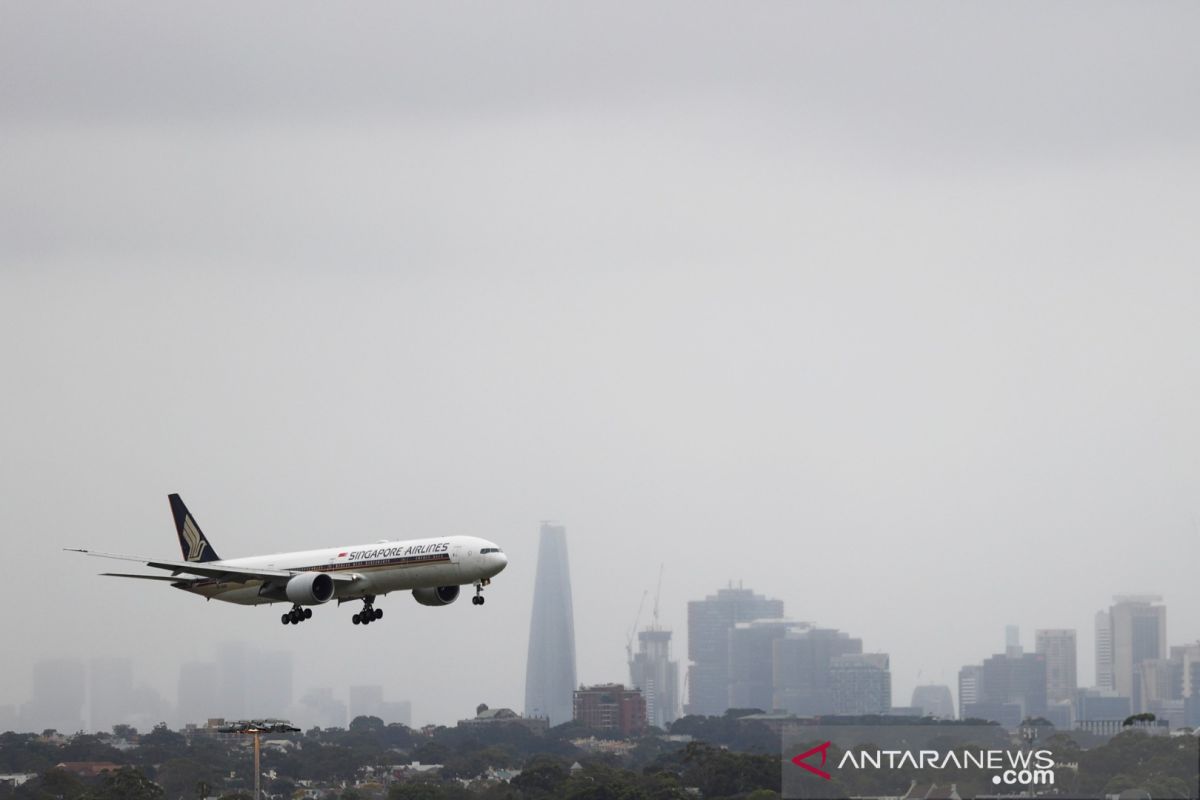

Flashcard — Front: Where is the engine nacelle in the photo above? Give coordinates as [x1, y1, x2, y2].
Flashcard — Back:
[285, 572, 335, 605]
[412, 585, 460, 606]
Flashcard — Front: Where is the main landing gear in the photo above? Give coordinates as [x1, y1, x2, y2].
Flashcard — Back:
[352, 596, 383, 626]
[472, 580, 487, 606]
[281, 605, 312, 625]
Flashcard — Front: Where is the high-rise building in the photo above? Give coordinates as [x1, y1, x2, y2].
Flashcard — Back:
[248, 651, 293, 719]
[26, 659, 86, 734]
[298, 687, 346, 729]
[524, 522, 577, 726]
[773, 627, 862, 716]
[685, 584, 784, 716]
[629, 628, 679, 729]
[177, 661, 218, 726]
[1095, 610, 1114, 691]
[958, 665, 983, 719]
[1005, 625, 1022, 657]
[911, 685, 955, 719]
[979, 652, 1047, 720]
[1035, 629, 1077, 704]
[572, 684, 646, 736]
[728, 619, 802, 712]
[1107, 595, 1167, 711]
[349, 686, 384, 722]
[89, 658, 133, 733]
[829, 653, 892, 715]
[1170, 642, 1200, 700]
[216, 642, 250, 720]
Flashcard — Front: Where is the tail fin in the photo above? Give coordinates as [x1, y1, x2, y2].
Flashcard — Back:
[168, 493, 221, 563]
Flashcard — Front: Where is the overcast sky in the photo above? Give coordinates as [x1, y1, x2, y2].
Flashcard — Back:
[2, 1, 1199, 727]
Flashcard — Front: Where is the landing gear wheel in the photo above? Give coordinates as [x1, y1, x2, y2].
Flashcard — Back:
[353, 596, 379, 626]
[281, 613, 290, 625]
[304, 608, 313, 619]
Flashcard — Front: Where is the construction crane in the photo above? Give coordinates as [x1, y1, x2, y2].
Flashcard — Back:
[651, 563, 664, 629]
[626, 589, 649, 663]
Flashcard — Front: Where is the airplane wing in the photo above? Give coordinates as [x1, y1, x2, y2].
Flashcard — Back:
[66, 548, 358, 584]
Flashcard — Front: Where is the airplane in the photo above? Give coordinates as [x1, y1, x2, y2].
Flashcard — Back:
[67, 493, 508, 627]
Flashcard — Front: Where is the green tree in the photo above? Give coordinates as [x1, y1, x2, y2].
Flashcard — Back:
[83, 766, 164, 800]
[154, 757, 216, 800]
[349, 716, 386, 733]
[34, 767, 87, 799]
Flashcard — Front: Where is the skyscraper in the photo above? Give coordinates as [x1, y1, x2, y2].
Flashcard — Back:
[89, 658, 133, 733]
[177, 661, 218, 726]
[524, 522, 577, 726]
[686, 584, 784, 716]
[1095, 610, 1114, 691]
[1107, 595, 1167, 711]
[728, 619, 803, 712]
[629, 628, 679, 729]
[773, 627, 862, 716]
[829, 653, 892, 715]
[958, 665, 983, 719]
[1035, 629, 1077, 704]
[26, 659, 86, 734]
[979, 651, 1047, 720]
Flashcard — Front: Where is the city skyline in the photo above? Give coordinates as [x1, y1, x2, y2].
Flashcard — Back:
[8, 583, 1199, 734]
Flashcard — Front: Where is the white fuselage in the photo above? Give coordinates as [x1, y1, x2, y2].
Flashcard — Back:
[181, 535, 507, 605]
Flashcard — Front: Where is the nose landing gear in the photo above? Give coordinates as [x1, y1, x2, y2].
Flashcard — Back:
[472, 581, 486, 606]
[281, 605, 313, 625]
[352, 596, 384, 626]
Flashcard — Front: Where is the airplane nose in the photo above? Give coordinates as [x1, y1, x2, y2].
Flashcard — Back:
[494, 552, 508, 572]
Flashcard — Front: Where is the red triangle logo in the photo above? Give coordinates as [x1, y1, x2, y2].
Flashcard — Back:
[791, 741, 833, 780]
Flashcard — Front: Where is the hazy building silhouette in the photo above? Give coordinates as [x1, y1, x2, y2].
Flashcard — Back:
[524, 522, 577, 726]
[979, 651, 1047, 721]
[89, 658, 133, 734]
[216, 642, 250, 720]
[1035, 629, 1077, 704]
[248, 650, 293, 718]
[728, 619, 803, 712]
[349, 685, 384, 721]
[829, 653, 891, 715]
[686, 584, 783, 716]
[773, 627, 861, 716]
[1095, 609, 1114, 690]
[629, 628, 679, 729]
[1106, 595, 1167, 711]
[26, 658, 86, 734]
[911, 684, 955, 718]
[299, 687, 346, 729]
[1005, 625, 1022, 657]
[177, 661, 218, 726]
[347, 685, 411, 725]
[957, 665, 983, 719]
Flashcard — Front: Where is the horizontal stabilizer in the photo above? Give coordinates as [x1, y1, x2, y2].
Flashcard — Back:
[102, 572, 195, 582]
[67, 548, 359, 584]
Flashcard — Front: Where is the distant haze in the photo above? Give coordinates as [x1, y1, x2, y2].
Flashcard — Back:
[2, 1, 1199, 727]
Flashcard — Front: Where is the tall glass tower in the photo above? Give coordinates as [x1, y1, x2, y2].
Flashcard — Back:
[524, 522, 577, 726]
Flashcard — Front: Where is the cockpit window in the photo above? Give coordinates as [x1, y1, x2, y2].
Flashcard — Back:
[480, 547, 502, 554]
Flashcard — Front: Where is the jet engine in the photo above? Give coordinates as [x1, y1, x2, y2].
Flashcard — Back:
[285, 572, 335, 605]
[412, 585, 460, 606]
